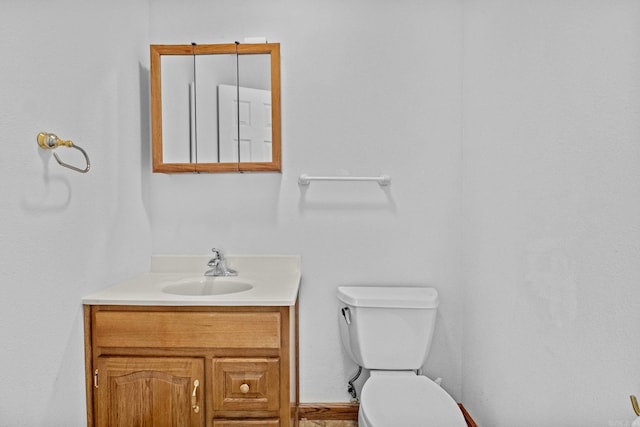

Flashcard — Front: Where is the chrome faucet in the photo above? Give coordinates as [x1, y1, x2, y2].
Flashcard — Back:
[205, 248, 237, 277]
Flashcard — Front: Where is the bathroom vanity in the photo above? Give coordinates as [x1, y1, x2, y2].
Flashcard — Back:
[82, 255, 300, 427]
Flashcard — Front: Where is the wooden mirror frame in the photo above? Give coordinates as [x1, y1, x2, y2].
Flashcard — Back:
[150, 43, 281, 173]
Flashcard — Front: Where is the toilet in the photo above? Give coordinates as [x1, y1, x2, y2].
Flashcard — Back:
[337, 285, 466, 427]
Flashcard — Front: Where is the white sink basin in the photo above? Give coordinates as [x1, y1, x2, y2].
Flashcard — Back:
[162, 277, 253, 296]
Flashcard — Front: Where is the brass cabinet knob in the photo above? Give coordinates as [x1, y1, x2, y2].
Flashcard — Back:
[239, 383, 250, 394]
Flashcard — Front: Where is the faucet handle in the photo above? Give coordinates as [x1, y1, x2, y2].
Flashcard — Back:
[210, 248, 223, 259]
[207, 248, 223, 267]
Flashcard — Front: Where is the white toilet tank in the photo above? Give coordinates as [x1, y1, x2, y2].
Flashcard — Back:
[337, 286, 439, 370]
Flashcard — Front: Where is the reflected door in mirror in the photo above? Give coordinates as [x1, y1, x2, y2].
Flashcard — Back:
[218, 85, 272, 163]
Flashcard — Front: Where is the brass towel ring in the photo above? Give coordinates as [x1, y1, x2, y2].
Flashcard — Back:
[37, 132, 91, 173]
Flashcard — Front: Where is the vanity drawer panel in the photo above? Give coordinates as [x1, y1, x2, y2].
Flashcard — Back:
[213, 358, 280, 412]
[94, 311, 281, 349]
[212, 420, 279, 427]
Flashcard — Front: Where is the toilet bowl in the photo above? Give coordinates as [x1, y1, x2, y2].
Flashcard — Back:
[337, 285, 466, 427]
[358, 371, 466, 427]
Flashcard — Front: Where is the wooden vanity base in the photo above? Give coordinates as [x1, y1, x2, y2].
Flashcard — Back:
[84, 304, 297, 427]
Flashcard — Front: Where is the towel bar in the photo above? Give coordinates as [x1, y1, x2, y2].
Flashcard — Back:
[298, 174, 390, 186]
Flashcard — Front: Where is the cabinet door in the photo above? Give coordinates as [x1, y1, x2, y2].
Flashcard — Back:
[95, 356, 205, 427]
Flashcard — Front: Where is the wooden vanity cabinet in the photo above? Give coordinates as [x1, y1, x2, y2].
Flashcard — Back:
[84, 305, 297, 427]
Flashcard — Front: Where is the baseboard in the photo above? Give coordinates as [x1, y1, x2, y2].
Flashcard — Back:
[298, 403, 359, 421]
[459, 404, 479, 427]
[298, 403, 478, 426]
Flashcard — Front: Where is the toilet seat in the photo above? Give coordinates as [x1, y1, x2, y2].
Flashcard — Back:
[359, 373, 467, 427]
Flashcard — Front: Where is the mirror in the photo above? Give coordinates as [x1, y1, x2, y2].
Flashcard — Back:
[150, 43, 281, 173]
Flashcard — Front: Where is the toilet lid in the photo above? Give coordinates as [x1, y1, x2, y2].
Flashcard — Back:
[360, 375, 467, 427]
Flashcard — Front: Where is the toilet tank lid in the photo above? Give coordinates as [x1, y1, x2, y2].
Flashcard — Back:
[337, 286, 439, 308]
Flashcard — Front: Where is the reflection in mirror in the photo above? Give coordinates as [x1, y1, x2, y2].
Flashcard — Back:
[236, 54, 272, 163]
[150, 43, 281, 173]
[195, 54, 237, 163]
[161, 53, 237, 164]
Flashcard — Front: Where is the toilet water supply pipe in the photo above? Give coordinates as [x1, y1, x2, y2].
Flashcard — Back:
[348, 366, 363, 402]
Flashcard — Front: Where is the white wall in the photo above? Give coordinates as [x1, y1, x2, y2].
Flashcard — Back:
[0, 1, 151, 425]
[462, 1, 640, 425]
[3, 1, 640, 426]
[148, 0, 465, 403]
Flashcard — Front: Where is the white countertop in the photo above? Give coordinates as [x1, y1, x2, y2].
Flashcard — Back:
[82, 255, 301, 306]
